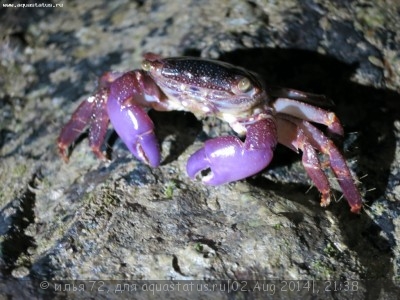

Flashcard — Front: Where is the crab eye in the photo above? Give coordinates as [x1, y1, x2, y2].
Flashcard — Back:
[237, 77, 252, 92]
[141, 60, 151, 71]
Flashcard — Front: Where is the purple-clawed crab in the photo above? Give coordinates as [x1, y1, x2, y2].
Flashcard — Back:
[58, 53, 362, 213]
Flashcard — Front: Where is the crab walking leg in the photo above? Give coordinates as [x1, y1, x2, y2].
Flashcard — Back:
[268, 87, 334, 107]
[273, 98, 344, 136]
[187, 117, 278, 185]
[276, 118, 332, 207]
[58, 95, 98, 162]
[299, 120, 362, 213]
[88, 90, 110, 160]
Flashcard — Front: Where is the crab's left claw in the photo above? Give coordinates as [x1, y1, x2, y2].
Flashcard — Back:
[187, 118, 277, 185]
[107, 100, 160, 167]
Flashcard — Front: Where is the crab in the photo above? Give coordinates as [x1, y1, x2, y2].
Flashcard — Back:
[58, 53, 362, 213]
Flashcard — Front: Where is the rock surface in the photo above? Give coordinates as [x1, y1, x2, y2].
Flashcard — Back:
[0, 0, 399, 298]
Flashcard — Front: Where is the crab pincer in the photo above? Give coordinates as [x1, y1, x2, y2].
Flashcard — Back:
[187, 118, 277, 185]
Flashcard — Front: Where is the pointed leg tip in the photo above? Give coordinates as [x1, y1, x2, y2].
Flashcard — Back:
[320, 193, 331, 207]
[350, 204, 362, 214]
[61, 154, 70, 163]
[328, 114, 344, 136]
[58, 144, 70, 163]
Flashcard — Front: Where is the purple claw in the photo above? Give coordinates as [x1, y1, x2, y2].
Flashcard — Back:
[187, 118, 277, 185]
[107, 98, 160, 167]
